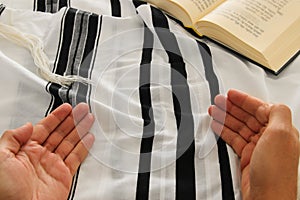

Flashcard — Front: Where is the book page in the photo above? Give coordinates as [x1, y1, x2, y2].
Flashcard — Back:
[200, 0, 300, 51]
[169, 0, 225, 24]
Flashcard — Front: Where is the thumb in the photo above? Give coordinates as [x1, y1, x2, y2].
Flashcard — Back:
[260, 104, 299, 167]
[266, 104, 298, 139]
[268, 104, 292, 126]
[0, 123, 33, 154]
[255, 104, 299, 198]
[265, 104, 298, 143]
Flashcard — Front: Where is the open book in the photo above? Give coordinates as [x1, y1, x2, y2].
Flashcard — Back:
[144, 0, 300, 74]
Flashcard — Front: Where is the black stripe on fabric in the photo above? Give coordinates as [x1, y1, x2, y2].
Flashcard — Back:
[55, 8, 76, 76]
[135, 24, 155, 200]
[36, 0, 46, 12]
[110, 0, 121, 17]
[59, 0, 69, 9]
[51, 0, 54, 13]
[45, 83, 64, 113]
[198, 42, 235, 200]
[151, 7, 196, 200]
[82, 14, 99, 63]
[0, 4, 5, 15]
[76, 13, 100, 103]
[132, 0, 147, 8]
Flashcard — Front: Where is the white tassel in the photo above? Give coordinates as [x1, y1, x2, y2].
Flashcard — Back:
[0, 22, 91, 86]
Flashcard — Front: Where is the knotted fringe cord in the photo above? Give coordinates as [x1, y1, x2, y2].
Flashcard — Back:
[0, 22, 91, 86]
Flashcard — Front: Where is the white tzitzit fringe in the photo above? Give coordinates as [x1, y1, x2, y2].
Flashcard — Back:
[0, 22, 91, 86]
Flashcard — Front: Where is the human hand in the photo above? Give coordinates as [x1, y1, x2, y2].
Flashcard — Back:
[208, 89, 299, 200]
[0, 103, 95, 200]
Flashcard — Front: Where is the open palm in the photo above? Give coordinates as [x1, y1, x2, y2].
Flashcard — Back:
[0, 103, 95, 200]
[209, 89, 299, 200]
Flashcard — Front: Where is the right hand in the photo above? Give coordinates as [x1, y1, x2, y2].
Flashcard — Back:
[208, 89, 299, 200]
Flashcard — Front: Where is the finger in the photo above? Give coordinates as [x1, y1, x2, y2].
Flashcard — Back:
[211, 120, 247, 157]
[43, 103, 90, 152]
[209, 105, 256, 142]
[227, 89, 270, 125]
[32, 103, 72, 144]
[0, 123, 33, 155]
[55, 113, 94, 160]
[72, 103, 91, 124]
[43, 115, 75, 152]
[214, 94, 263, 132]
[64, 133, 95, 176]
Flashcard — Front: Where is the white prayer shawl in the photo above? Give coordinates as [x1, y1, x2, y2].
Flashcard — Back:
[0, 1, 300, 200]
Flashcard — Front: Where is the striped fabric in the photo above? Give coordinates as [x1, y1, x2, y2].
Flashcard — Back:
[46, 7, 100, 113]
[34, 0, 70, 12]
[51, 2, 238, 199]
[0, 0, 242, 199]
